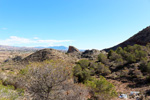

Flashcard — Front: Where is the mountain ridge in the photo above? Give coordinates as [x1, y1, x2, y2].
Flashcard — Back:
[0, 45, 68, 51]
[35, 46, 68, 51]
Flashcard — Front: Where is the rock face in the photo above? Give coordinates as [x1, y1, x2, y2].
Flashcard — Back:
[22, 49, 76, 63]
[105, 26, 150, 51]
[67, 46, 80, 53]
[81, 49, 101, 60]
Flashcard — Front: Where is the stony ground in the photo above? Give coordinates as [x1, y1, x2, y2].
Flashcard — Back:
[108, 79, 150, 100]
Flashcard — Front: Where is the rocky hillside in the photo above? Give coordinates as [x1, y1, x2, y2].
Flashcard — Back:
[2, 42, 150, 99]
[105, 26, 150, 51]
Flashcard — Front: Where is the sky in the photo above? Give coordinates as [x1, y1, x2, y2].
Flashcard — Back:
[0, 0, 150, 50]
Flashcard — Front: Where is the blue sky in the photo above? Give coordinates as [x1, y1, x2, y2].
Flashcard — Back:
[0, 0, 150, 50]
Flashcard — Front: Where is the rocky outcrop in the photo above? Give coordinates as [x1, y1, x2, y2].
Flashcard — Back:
[81, 49, 101, 60]
[67, 46, 80, 53]
[67, 46, 81, 59]
[105, 26, 150, 51]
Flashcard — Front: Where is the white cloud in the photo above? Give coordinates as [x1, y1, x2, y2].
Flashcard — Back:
[33, 37, 39, 39]
[0, 36, 72, 47]
[1, 28, 7, 30]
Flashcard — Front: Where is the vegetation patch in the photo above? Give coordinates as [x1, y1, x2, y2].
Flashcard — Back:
[0, 80, 24, 100]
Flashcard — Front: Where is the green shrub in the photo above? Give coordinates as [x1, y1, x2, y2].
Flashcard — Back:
[85, 76, 117, 99]
[73, 64, 91, 83]
[135, 50, 147, 60]
[109, 51, 122, 61]
[139, 58, 148, 72]
[19, 67, 29, 75]
[0, 98, 10, 100]
[96, 62, 105, 73]
[89, 68, 96, 76]
[124, 45, 134, 52]
[74, 59, 111, 83]
[81, 69, 91, 82]
[0, 82, 22, 100]
[98, 53, 108, 64]
[77, 60, 89, 69]
[108, 49, 114, 59]
[116, 47, 123, 55]
[114, 58, 124, 66]
[89, 62, 98, 69]
[73, 65, 82, 77]
[126, 54, 136, 63]
[96, 62, 111, 75]
[16, 88, 24, 96]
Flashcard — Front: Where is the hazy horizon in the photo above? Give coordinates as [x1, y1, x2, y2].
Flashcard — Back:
[0, 0, 150, 49]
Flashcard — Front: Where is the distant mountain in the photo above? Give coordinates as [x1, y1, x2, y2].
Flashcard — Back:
[0, 45, 39, 51]
[48, 46, 68, 50]
[105, 26, 150, 51]
[35, 46, 68, 51]
[0, 45, 79, 51]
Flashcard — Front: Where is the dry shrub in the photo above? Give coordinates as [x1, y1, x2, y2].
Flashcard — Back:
[16, 60, 90, 100]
